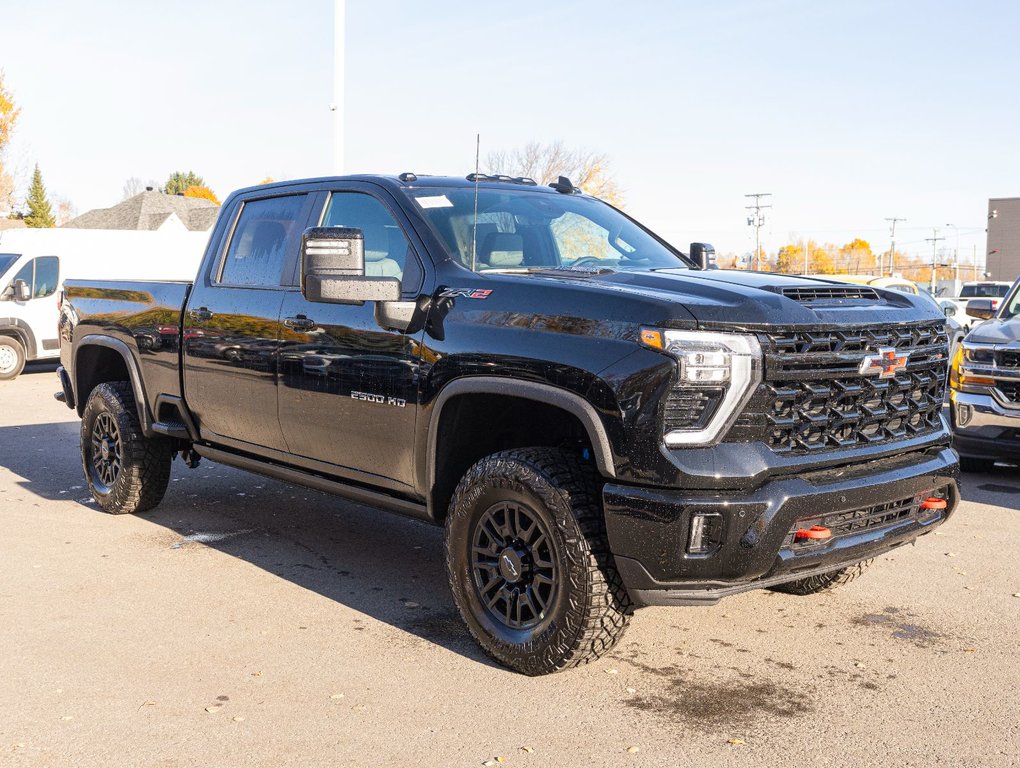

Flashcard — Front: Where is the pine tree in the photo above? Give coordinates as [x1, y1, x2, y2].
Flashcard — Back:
[164, 170, 205, 196]
[24, 164, 55, 228]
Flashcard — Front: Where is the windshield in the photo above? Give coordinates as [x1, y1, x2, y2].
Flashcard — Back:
[961, 284, 1009, 298]
[1000, 282, 1020, 319]
[407, 186, 689, 273]
[0, 253, 19, 278]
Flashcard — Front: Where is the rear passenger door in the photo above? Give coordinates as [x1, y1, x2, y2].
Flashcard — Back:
[277, 186, 429, 491]
[183, 192, 315, 453]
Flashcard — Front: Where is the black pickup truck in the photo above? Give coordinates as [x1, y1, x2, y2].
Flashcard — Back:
[57, 174, 959, 675]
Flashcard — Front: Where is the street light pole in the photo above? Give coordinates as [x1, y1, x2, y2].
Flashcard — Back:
[333, 0, 346, 175]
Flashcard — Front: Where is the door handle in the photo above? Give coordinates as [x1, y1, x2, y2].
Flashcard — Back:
[188, 307, 213, 322]
[283, 315, 315, 331]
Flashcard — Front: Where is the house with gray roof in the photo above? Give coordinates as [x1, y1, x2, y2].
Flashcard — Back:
[63, 189, 219, 232]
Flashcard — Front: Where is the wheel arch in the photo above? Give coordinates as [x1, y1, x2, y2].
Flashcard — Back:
[425, 377, 616, 521]
[0, 321, 35, 360]
[73, 336, 152, 433]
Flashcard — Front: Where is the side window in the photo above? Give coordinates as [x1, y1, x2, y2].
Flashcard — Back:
[220, 195, 306, 287]
[322, 193, 413, 285]
[33, 256, 59, 298]
[13, 259, 32, 292]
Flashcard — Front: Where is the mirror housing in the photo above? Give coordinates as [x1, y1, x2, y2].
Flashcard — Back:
[943, 304, 956, 317]
[689, 242, 717, 270]
[965, 298, 996, 320]
[13, 279, 31, 302]
[301, 227, 400, 305]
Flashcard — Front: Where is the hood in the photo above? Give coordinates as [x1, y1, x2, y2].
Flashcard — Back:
[523, 268, 941, 330]
[965, 317, 1020, 345]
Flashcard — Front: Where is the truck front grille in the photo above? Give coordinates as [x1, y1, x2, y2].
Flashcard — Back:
[998, 349, 1020, 369]
[997, 380, 1020, 403]
[750, 322, 949, 455]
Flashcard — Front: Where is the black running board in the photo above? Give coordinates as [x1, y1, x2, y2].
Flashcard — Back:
[192, 444, 431, 522]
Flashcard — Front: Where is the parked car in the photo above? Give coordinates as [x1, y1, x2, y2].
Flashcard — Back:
[945, 281, 1014, 330]
[950, 278, 1020, 471]
[56, 174, 959, 675]
[0, 228, 209, 379]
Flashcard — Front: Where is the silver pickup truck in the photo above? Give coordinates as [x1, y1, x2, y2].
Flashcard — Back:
[950, 277, 1020, 471]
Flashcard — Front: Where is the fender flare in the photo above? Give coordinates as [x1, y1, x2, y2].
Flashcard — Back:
[0, 318, 36, 360]
[73, 335, 153, 433]
[426, 377, 617, 497]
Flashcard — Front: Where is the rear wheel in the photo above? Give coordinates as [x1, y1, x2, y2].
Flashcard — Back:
[445, 447, 632, 675]
[81, 382, 173, 514]
[959, 456, 995, 473]
[0, 336, 26, 380]
[770, 560, 872, 595]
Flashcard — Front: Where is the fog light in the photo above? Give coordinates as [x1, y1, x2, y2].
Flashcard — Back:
[957, 404, 972, 427]
[688, 512, 723, 555]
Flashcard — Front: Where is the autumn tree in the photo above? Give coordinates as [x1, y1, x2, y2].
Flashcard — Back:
[163, 170, 206, 196]
[838, 238, 874, 272]
[183, 185, 220, 204]
[23, 165, 55, 228]
[775, 240, 837, 274]
[54, 197, 77, 226]
[487, 140, 624, 207]
[258, 176, 275, 185]
[0, 71, 20, 217]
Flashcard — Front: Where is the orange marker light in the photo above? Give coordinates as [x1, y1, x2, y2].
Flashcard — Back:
[640, 328, 664, 350]
[920, 497, 947, 510]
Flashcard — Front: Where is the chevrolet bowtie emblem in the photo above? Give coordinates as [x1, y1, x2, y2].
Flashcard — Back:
[859, 347, 909, 378]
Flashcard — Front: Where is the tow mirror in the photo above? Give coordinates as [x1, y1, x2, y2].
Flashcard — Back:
[13, 279, 31, 302]
[301, 227, 400, 305]
[943, 304, 956, 317]
[966, 298, 995, 320]
[690, 242, 717, 270]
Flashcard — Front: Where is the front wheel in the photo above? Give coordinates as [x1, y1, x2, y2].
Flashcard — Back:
[445, 448, 632, 675]
[81, 382, 173, 514]
[0, 336, 26, 380]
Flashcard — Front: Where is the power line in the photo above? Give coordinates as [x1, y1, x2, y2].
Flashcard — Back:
[745, 193, 772, 271]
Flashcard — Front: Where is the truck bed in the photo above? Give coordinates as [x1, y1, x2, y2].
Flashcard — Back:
[61, 279, 193, 419]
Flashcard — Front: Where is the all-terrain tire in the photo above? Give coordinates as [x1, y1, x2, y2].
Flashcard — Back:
[80, 382, 173, 514]
[445, 447, 632, 675]
[0, 336, 26, 380]
[769, 560, 873, 596]
[959, 456, 995, 474]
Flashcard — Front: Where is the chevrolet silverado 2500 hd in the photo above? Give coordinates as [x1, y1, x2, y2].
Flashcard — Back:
[57, 174, 960, 675]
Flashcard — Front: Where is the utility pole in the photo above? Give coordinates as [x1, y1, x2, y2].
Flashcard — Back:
[884, 217, 905, 276]
[946, 223, 961, 285]
[925, 227, 945, 294]
[745, 193, 772, 271]
[332, 0, 346, 175]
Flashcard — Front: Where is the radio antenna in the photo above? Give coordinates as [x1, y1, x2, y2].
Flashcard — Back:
[471, 133, 480, 272]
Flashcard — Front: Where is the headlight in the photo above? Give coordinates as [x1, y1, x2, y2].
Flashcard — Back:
[641, 329, 763, 446]
[951, 342, 997, 391]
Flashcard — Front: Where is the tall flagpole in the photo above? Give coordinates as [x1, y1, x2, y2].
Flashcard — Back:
[333, 0, 346, 175]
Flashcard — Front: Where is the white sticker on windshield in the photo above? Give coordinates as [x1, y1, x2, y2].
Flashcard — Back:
[416, 195, 454, 209]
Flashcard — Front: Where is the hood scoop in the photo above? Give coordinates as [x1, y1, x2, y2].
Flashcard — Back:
[777, 285, 881, 303]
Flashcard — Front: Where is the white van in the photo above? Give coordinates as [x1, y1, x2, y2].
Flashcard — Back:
[0, 228, 209, 380]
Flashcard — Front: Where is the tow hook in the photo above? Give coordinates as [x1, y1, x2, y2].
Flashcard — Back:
[794, 525, 832, 542]
[180, 448, 201, 469]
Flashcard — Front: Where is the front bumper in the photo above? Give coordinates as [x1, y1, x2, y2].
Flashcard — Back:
[603, 446, 959, 606]
[951, 390, 1020, 461]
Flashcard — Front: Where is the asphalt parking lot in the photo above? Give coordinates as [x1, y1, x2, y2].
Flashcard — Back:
[1, 363, 1018, 768]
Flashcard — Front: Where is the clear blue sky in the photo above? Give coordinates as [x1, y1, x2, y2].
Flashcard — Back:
[2, 0, 1018, 262]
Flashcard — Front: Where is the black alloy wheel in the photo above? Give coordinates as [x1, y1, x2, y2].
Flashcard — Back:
[471, 500, 558, 631]
[88, 412, 123, 493]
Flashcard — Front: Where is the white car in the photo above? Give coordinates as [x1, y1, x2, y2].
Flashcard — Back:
[946, 281, 1013, 329]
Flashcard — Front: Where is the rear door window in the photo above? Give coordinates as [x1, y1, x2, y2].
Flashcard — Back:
[219, 195, 307, 287]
